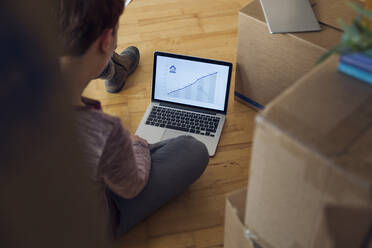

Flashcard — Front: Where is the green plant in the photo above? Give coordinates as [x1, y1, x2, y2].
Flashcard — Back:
[317, 2, 372, 64]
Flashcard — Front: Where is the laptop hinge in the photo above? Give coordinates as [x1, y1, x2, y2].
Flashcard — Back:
[159, 102, 217, 115]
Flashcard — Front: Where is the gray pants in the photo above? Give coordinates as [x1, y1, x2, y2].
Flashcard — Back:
[110, 135, 209, 234]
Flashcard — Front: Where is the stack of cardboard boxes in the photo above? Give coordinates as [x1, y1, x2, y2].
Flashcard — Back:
[225, 56, 372, 248]
[225, 1, 372, 247]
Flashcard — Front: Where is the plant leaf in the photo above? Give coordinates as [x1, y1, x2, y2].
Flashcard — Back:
[316, 45, 342, 64]
[349, 2, 372, 20]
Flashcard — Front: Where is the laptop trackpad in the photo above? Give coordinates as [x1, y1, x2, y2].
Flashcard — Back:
[161, 129, 185, 140]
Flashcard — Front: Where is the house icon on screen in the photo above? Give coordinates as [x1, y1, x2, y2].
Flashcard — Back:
[169, 65, 176, 73]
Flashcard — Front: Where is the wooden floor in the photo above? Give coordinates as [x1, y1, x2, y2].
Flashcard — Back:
[83, 0, 256, 247]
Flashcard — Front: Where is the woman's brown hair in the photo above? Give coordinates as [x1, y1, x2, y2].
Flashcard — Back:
[54, 0, 125, 56]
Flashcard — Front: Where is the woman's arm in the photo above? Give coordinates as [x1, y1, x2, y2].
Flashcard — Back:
[99, 119, 151, 199]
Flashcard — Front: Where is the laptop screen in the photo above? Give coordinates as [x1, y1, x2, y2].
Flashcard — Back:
[152, 52, 232, 113]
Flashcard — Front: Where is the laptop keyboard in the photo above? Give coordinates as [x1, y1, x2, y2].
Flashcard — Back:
[145, 106, 220, 137]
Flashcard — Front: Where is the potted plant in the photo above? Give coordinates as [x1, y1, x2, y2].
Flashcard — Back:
[317, 2, 372, 84]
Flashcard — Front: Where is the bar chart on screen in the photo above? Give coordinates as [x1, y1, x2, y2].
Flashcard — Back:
[167, 72, 217, 104]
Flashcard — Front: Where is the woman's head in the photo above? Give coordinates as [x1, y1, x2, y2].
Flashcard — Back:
[54, 0, 125, 57]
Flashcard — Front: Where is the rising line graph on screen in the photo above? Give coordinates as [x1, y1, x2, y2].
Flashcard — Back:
[167, 72, 217, 104]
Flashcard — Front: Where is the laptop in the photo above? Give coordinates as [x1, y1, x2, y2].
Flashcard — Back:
[135, 51, 233, 156]
[259, 0, 321, 34]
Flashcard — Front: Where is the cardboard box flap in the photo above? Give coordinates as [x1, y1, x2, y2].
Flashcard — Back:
[240, 0, 343, 50]
[225, 189, 254, 248]
[261, 56, 372, 189]
[240, 0, 265, 24]
[313, 0, 361, 31]
[227, 189, 247, 221]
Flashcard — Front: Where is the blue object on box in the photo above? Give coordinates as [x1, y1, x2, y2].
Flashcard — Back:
[340, 53, 372, 73]
[234, 91, 264, 110]
[338, 62, 372, 85]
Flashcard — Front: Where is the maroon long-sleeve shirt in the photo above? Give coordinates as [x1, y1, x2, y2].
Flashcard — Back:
[74, 97, 151, 233]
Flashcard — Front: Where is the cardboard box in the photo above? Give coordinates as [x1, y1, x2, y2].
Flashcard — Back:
[244, 56, 372, 248]
[235, 0, 359, 110]
[224, 189, 255, 248]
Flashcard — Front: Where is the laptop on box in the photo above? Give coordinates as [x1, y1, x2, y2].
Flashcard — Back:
[136, 51, 232, 156]
[259, 0, 321, 34]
